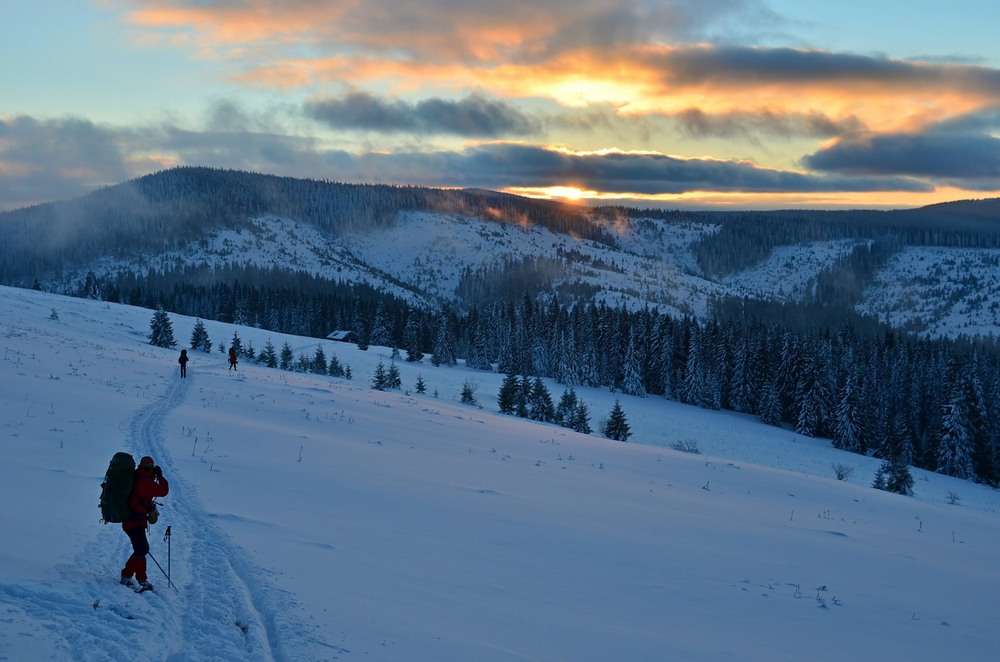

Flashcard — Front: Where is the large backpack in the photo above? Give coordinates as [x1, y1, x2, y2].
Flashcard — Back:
[99, 452, 136, 523]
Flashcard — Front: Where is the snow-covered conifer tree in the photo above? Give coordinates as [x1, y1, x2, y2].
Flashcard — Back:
[404, 313, 424, 363]
[387, 362, 402, 390]
[370, 302, 392, 348]
[279, 342, 294, 371]
[430, 307, 457, 367]
[312, 346, 328, 375]
[148, 307, 176, 348]
[371, 360, 388, 391]
[190, 318, 211, 352]
[497, 372, 520, 415]
[528, 377, 554, 422]
[833, 373, 862, 453]
[555, 388, 579, 427]
[621, 330, 646, 397]
[602, 400, 631, 442]
[259, 339, 277, 368]
[938, 393, 975, 479]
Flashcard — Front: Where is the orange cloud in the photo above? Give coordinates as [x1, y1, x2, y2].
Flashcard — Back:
[117, 3, 1000, 141]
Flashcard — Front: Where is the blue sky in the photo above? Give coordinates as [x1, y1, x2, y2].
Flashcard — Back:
[2, 0, 999, 211]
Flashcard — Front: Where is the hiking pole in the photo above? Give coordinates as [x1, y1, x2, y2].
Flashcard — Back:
[164, 526, 172, 589]
[148, 550, 179, 592]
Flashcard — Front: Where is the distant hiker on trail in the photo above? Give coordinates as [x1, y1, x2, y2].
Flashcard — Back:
[228, 347, 238, 371]
[178, 349, 189, 378]
[120, 456, 169, 591]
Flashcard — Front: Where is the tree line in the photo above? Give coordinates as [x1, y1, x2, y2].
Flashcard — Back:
[124, 270, 1000, 487]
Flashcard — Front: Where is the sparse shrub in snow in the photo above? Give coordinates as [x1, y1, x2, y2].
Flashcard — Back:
[946, 491, 962, 506]
[831, 463, 854, 481]
[670, 439, 701, 454]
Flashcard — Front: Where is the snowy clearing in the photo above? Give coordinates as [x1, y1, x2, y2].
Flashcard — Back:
[1, 285, 999, 661]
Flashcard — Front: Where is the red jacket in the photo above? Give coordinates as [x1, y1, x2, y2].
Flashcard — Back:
[122, 466, 169, 531]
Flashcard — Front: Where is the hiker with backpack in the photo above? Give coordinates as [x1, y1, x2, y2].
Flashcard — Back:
[178, 349, 189, 378]
[120, 456, 169, 591]
[228, 347, 238, 371]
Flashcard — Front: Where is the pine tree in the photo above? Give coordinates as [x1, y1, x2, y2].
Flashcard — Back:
[620, 330, 646, 397]
[527, 377, 554, 422]
[229, 331, 243, 357]
[963, 368, 995, 484]
[461, 380, 479, 405]
[729, 330, 757, 413]
[190, 318, 211, 352]
[404, 313, 424, 363]
[387, 362, 402, 389]
[292, 353, 308, 372]
[279, 342, 294, 371]
[371, 361, 388, 391]
[312, 346, 328, 374]
[938, 397, 974, 479]
[431, 307, 457, 367]
[148, 308, 176, 348]
[602, 400, 631, 442]
[329, 354, 345, 377]
[794, 342, 831, 438]
[259, 339, 277, 368]
[555, 388, 579, 427]
[515, 376, 531, 418]
[873, 460, 914, 495]
[370, 302, 392, 348]
[833, 373, 862, 453]
[415, 374, 427, 394]
[569, 401, 592, 434]
[758, 375, 782, 427]
[498, 372, 520, 414]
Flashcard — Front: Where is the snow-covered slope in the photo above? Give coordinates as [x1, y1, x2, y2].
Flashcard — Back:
[721, 239, 860, 300]
[857, 246, 1000, 338]
[2, 285, 999, 660]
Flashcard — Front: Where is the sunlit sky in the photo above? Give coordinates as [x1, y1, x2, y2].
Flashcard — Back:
[2, 0, 999, 211]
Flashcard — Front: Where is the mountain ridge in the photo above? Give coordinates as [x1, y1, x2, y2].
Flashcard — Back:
[4, 166, 1000, 341]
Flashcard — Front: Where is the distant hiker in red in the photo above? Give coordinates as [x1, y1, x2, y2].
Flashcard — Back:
[120, 456, 169, 591]
[228, 347, 238, 371]
[178, 349, 189, 378]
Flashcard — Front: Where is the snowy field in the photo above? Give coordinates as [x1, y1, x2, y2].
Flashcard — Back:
[2, 285, 999, 661]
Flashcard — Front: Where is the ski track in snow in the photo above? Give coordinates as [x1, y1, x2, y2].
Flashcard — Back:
[0, 374, 342, 662]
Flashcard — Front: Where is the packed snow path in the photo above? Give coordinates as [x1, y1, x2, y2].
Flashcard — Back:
[0, 374, 337, 661]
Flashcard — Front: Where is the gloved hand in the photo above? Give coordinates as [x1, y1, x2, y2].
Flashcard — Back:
[153, 466, 163, 479]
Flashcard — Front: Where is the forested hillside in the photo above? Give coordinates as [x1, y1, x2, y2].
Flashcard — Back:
[0, 166, 616, 284]
[3, 167, 1000, 486]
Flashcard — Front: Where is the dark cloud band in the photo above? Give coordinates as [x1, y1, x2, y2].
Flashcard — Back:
[304, 92, 538, 137]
